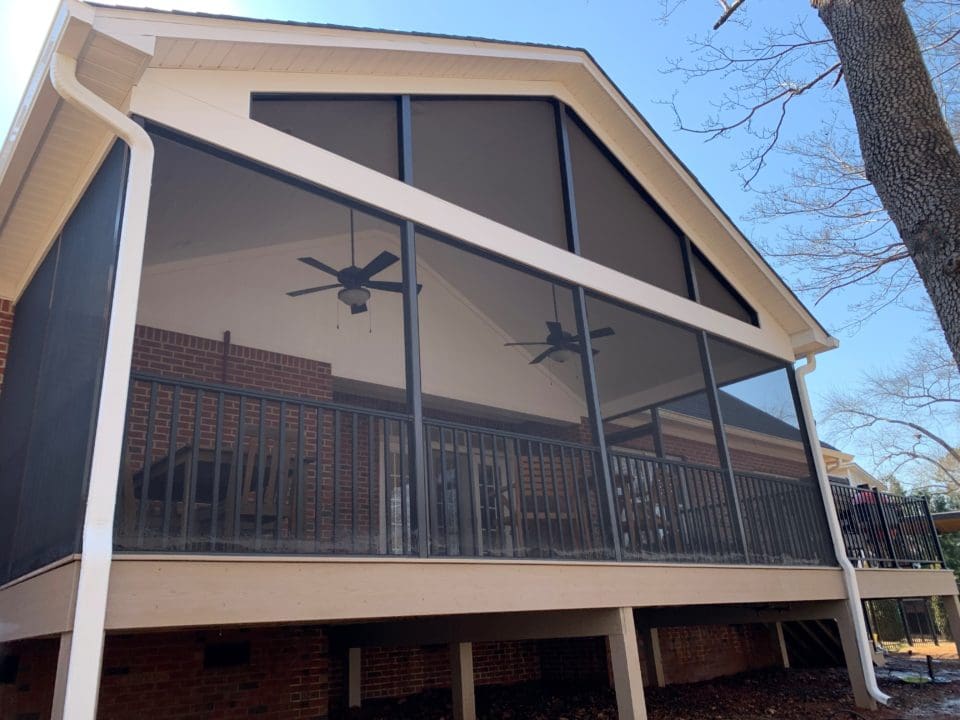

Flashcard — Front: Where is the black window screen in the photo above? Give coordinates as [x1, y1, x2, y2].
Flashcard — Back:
[692, 247, 756, 325]
[0, 141, 128, 583]
[250, 95, 399, 178]
[412, 98, 568, 249]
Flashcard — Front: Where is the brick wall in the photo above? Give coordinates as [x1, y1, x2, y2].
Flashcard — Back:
[658, 623, 779, 685]
[361, 641, 540, 701]
[122, 326, 390, 553]
[0, 298, 13, 395]
[539, 636, 610, 683]
[97, 627, 337, 720]
[0, 637, 58, 720]
[0, 620, 785, 717]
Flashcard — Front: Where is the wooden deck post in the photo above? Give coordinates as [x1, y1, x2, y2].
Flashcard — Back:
[641, 627, 665, 687]
[51, 632, 72, 720]
[609, 608, 647, 720]
[450, 641, 476, 720]
[348, 647, 362, 708]
[835, 605, 877, 710]
[773, 622, 790, 669]
[941, 594, 960, 659]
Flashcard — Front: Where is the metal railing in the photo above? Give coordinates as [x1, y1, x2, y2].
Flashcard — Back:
[116, 373, 415, 555]
[608, 452, 834, 566]
[120, 375, 944, 570]
[423, 419, 612, 560]
[831, 483, 944, 568]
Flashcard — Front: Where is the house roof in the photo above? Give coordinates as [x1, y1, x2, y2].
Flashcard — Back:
[665, 390, 839, 452]
[0, 1, 838, 357]
[932, 510, 960, 534]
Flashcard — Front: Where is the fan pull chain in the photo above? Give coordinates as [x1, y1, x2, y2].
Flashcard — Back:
[336, 299, 341, 330]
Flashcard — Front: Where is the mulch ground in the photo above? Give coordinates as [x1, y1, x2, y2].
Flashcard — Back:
[350, 655, 960, 719]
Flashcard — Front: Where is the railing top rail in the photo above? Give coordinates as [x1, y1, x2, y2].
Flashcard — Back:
[733, 470, 818, 489]
[423, 416, 597, 454]
[130, 371, 414, 422]
[829, 482, 933, 507]
[609, 451, 819, 491]
[607, 449, 725, 476]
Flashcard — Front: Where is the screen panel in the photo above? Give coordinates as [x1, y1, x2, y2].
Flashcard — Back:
[412, 98, 568, 249]
[251, 95, 399, 178]
[1, 142, 129, 582]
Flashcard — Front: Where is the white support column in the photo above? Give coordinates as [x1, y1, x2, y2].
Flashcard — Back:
[773, 622, 790, 669]
[835, 606, 877, 710]
[942, 594, 960, 659]
[348, 647, 362, 709]
[641, 627, 665, 688]
[51, 632, 72, 720]
[608, 608, 647, 720]
[450, 641, 476, 720]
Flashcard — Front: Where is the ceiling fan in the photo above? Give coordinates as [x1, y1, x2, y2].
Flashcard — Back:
[504, 285, 615, 364]
[286, 208, 416, 314]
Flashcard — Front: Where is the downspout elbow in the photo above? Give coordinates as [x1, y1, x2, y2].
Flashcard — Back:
[796, 353, 890, 706]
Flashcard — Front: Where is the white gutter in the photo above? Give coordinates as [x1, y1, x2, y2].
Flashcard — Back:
[49, 51, 154, 720]
[795, 354, 890, 706]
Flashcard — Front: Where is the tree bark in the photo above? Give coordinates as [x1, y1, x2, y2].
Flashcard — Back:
[816, 0, 960, 365]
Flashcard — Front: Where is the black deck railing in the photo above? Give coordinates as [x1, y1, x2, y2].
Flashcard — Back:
[423, 419, 610, 560]
[831, 483, 944, 568]
[607, 453, 834, 566]
[115, 375, 935, 570]
[116, 373, 415, 555]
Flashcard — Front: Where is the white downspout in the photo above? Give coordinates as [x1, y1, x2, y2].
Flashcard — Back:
[795, 353, 890, 706]
[49, 52, 154, 720]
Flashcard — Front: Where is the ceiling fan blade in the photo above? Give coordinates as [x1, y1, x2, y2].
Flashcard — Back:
[360, 251, 399, 279]
[589, 326, 615, 340]
[504, 341, 552, 347]
[298, 256, 341, 277]
[286, 283, 341, 297]
[569, 326, 616, 343]
[351, 303, 369, 315]
[529, 347, 557, 365]
[545, 321, 563, 336]
[364, 280, 404, 293]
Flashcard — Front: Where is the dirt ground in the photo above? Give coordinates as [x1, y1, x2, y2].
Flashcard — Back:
[353, 652, 960, 719]
[882, 639, 957, 661]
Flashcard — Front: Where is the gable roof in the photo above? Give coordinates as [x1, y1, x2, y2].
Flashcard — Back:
[0, 1, 837, 357]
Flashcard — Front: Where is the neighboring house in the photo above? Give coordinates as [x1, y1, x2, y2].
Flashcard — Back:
[0, 3, 957, 719]
[934, 511, 960, 534]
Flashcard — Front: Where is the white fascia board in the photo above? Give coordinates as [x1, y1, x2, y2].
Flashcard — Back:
[131, 76, 796, 361]
[91, 10, 587, 64]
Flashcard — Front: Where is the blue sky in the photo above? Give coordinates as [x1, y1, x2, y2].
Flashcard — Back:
[0, 1, 926, 465]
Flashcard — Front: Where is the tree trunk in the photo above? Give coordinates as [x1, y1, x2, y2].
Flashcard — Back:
[816, 0, 960, 366]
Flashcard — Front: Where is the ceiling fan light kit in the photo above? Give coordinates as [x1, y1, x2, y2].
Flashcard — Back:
[338, 286, 371, 309]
